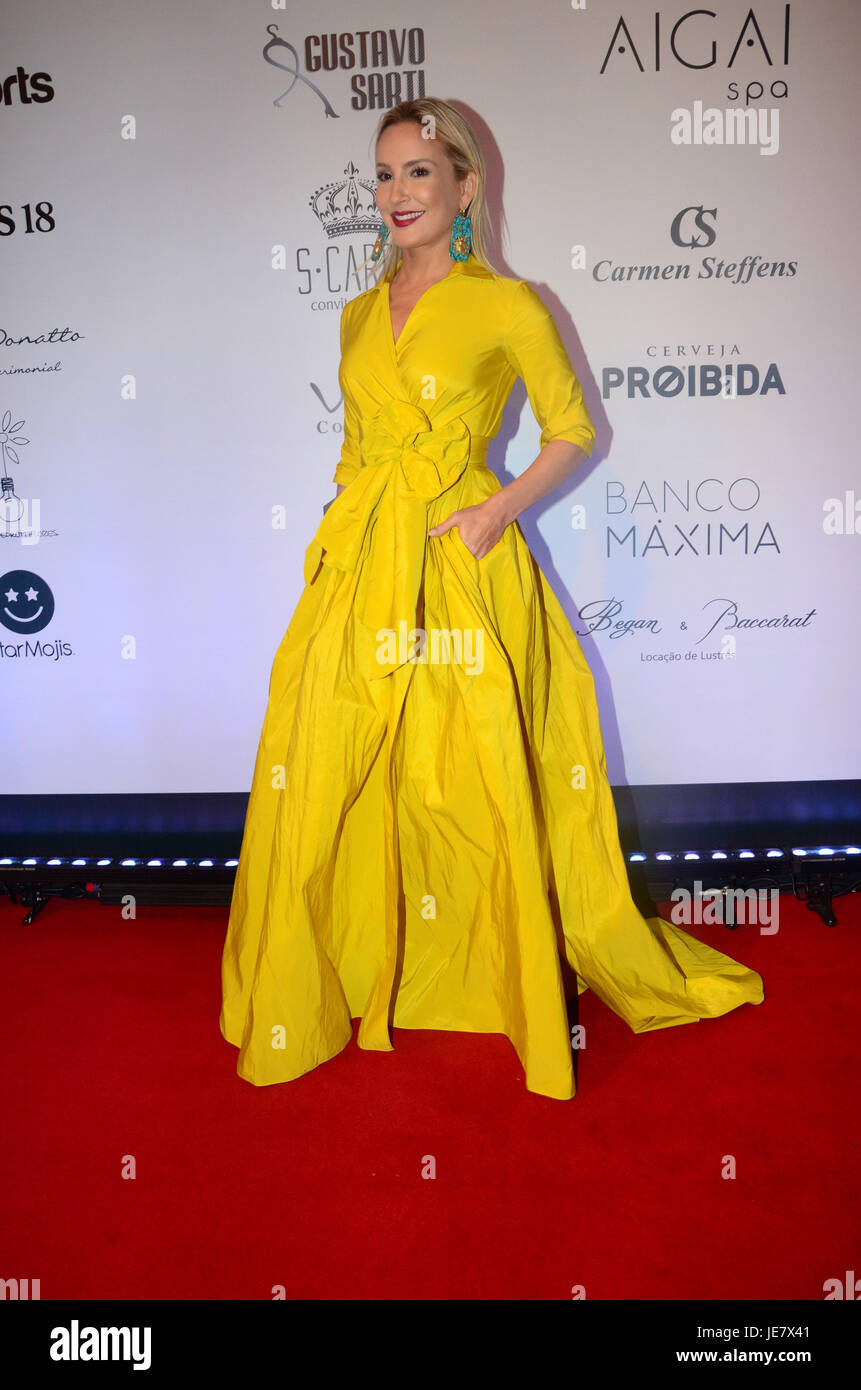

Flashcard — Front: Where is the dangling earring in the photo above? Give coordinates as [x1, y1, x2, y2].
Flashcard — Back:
[449, 206, 472, 261]
[371, 219, 389, 262]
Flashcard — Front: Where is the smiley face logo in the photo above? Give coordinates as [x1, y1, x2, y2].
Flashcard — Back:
[0, 569, 55, 634]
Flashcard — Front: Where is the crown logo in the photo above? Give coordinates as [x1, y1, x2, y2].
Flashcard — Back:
[309, 160, 379, 239]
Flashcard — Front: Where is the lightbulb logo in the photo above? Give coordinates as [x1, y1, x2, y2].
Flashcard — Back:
[0, 570, 55, 633]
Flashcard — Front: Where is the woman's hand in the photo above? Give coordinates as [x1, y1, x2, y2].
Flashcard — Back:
[428, 494, 511, 560]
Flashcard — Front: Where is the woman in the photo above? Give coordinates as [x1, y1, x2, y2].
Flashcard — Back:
[220, 98, 763, 1100]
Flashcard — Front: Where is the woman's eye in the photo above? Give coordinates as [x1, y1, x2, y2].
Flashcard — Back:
[374, 168, 429, 181]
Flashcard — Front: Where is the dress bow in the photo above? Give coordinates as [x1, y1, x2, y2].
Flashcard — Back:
[303, 399, 474, 678]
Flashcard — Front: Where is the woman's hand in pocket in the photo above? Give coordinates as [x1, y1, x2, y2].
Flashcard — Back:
[428, 495, 510, 560]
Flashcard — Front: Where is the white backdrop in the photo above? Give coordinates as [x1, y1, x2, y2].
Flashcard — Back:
[2, 0, 859, 793]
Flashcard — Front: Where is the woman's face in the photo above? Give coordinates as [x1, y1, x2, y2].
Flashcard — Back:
[374, 121, 475, 258]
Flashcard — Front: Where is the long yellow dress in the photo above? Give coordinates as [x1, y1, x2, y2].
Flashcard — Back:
[219, 252, 763, 1099]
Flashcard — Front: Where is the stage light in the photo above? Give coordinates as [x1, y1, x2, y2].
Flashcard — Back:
[199, 860, 214, 868]
[684, 852, 700, 860]
[172, 859, 189, 867]
[97, 859, 112, 866]
[711, 851, 728, 859]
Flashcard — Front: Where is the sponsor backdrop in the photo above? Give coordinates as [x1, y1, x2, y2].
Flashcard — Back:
[2, 0, 858, 798]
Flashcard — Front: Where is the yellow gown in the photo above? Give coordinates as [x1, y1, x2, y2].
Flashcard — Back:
[219, 252, 763, 1099]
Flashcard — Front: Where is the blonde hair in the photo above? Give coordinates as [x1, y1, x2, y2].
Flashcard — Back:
[367, 98, 499, 281]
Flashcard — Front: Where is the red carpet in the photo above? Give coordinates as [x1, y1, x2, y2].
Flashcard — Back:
[0, 889, 857, 1300]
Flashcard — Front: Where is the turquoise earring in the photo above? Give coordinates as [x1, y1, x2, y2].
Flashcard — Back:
[449, 207, 472, 261]
[371, 219, 389, 261]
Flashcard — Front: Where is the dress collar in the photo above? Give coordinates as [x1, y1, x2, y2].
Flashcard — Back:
[374, 252, 491, 292]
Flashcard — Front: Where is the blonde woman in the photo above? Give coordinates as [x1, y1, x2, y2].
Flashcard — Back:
[220, 98, 763, 1099]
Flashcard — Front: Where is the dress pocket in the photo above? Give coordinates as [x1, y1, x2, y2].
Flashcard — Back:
[453, 525, 479, 562]
[448, 526, 485, 584]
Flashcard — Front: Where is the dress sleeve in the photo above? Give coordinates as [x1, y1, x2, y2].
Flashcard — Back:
[332, 303, 362, 487]
[503, 279, 596, 457]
